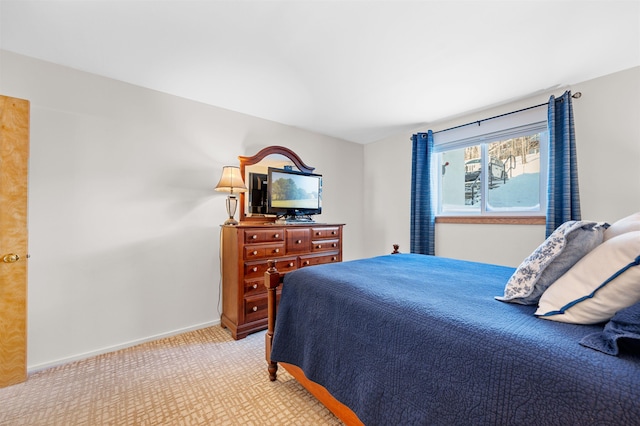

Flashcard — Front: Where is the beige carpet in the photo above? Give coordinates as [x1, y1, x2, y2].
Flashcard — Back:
[0, 326, 343, 425]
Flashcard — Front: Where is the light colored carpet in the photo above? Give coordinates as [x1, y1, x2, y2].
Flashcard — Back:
[0, 326, 343, 425]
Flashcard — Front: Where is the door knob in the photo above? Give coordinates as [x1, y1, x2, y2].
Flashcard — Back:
[2, 253, 20, 263]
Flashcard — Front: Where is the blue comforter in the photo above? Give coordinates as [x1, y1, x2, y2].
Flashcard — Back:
[270, 254, 640, 425]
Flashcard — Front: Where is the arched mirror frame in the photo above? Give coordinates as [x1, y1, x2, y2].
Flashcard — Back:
[238, 146, 315, 223]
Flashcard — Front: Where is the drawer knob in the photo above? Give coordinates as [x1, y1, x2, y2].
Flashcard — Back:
[253, 284, 258, 289]
[316, 232, 321, 236]
[252, 306, 258, 312]
[317, 244, 322, 249]
[332, 243, 337, 247]
[251, 235, 257, 239]
[332, 257, 337, 261]
[274, 249, 280, 253]
[274, 233, 279, 238]
[252, 250, 258, 255]
[296, 240, 302, 244]
[304, 261, 310, 265]
[252, 267, 258, 272]
[331, 231, 336, 235]
[288, 262, 294, 267]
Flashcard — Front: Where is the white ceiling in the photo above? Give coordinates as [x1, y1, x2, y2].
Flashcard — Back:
[1, 1, 639, 144]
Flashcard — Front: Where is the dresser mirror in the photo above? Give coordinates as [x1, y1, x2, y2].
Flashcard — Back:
[238, 146, 315, 222]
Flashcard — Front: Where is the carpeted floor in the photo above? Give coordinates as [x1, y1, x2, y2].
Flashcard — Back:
[0, 326, 343, 425]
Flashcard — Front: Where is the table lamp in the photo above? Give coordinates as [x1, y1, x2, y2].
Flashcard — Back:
[215, 166, 247, 225]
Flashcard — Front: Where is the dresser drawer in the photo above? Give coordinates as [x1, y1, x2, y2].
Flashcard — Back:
[244, 257, 297, 279]
[244, 292, 281, 323]
[299, 252, 341, 268]
[273, 258, 298, 271]
[244, 261, 270, 279]
[286, 228, 311, 253]
[244, 278, 266, 296]
[311, 226, 341, 239]
[244, 229, 284, 244]
[244, 296, 266, 323]
[311, 239, 340, 252]
[244, 243, 285, 260]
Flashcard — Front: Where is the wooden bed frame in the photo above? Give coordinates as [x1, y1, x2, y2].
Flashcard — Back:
[264, 245, 400, 425]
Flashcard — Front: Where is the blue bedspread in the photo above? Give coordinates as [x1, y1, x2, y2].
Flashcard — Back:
[270, 254, 640, 425]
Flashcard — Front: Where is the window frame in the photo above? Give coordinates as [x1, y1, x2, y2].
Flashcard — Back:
[433, 107, 548, 220]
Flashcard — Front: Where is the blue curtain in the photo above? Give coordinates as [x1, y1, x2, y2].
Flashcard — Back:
[546, 90, 581, 237]
[410, 131, 435, 255]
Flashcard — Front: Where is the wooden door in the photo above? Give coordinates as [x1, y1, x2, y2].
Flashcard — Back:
[0, 95, 30, 388]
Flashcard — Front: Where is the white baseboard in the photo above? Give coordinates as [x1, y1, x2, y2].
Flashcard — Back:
[27, 320, 220, 373]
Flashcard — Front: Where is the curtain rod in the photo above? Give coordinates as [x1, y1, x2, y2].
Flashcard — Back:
[432, 91, 582, 135]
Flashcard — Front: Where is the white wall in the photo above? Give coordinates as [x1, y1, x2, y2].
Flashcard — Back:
[365, 66, 640, 266]
[0, 50, 365, 370]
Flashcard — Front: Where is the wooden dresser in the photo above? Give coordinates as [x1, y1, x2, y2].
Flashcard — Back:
[220, 223, 344, 339]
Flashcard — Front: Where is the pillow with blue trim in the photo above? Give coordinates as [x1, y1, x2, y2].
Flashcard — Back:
[495, 220, 607, 305]
[536, 231, 640, 324]
[580, 301, 640, 356]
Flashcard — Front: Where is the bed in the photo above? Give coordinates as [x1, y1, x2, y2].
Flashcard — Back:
[263, 237, 640, 425]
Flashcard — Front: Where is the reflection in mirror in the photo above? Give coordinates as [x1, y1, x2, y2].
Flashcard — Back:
[245, 155, 298, 216]
[238, 146, 315, 223]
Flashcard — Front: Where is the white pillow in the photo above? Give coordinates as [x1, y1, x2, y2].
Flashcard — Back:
[495, 221, 607, 305]
[604, 212, 640, 241]
[536, 231, 640, 324]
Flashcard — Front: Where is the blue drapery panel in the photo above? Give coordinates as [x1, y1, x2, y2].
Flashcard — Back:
[547, 91, 581, 237]
[410, 131, 435, 255]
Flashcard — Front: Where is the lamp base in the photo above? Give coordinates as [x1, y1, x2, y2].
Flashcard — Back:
[223, 217, 239, 226]
[223, 195, 240, 226]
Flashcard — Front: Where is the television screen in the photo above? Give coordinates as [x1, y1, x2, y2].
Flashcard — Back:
[267, 168, 322, 217]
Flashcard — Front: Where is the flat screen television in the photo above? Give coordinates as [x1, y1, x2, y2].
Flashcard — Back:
[267, 167, 322, 218]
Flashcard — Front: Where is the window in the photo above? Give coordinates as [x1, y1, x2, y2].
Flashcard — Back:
[435, 106, 548, 217]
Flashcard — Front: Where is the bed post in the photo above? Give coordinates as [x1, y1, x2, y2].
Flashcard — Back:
[264, 259, 281, 381]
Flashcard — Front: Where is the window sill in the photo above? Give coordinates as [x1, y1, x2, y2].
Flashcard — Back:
[436, 216, 546, 225]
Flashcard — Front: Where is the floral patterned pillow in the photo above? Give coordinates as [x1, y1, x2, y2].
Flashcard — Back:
[495, 220, 608, 305]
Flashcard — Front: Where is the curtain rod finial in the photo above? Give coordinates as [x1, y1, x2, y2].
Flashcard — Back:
[572, 92, 582, 99]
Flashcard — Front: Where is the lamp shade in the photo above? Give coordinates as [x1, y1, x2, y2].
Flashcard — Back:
[215, 166, 247, 194]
